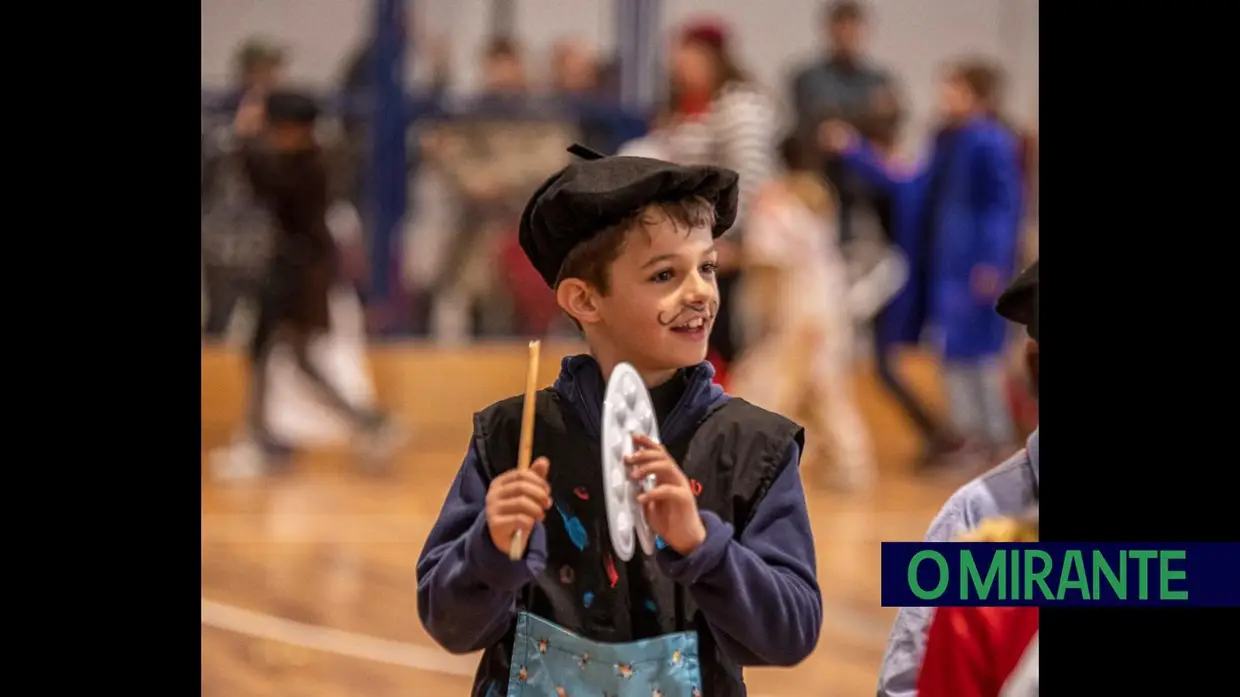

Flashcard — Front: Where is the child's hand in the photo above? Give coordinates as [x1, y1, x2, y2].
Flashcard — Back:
[626, 434, 707, 555]
[486, 457, 552, 555]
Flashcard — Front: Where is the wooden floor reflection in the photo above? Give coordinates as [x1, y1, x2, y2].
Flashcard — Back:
[201, 344, 982, 697]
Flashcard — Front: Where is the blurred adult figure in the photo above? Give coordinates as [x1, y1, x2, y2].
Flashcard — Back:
[656, 18, 781, 386]
[789, 0, 893, 246]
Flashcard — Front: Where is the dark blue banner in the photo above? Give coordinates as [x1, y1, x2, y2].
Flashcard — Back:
[880, 542, 1240, 607]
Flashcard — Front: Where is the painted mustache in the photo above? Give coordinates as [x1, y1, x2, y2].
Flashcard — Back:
[657, 301, 717, 328]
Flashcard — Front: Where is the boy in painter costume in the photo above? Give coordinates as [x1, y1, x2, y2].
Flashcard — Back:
[417, 146, 822, 696]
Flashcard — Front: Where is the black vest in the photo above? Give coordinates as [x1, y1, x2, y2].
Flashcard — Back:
[469, 388, 804, 697]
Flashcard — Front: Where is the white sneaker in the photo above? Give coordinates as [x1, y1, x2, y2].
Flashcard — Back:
[355, 419, 410, 470]
[208, 440, 268, 481]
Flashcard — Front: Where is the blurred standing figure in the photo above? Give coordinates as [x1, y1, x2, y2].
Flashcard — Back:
[657, 18, 781, 387]
[201, 39, 288, 335]
[221, 38, 286, 114]
[789, 1, 893, 246]
[212, 89, 402, 479]
[825, 58, 1024, 464]
[848, 83, 966, 466]
[729, 136, 874, 490]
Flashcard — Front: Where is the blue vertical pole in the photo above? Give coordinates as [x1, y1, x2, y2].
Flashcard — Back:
[370, 0, 407, 334]
[615, 0, 662, 114]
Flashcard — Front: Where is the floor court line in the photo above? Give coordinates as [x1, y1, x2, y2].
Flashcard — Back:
[201, 598, 785, 697]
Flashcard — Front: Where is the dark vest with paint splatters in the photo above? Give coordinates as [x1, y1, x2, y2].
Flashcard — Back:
[469, 386, 805, 697]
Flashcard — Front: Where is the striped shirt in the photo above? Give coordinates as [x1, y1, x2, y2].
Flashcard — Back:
[658, 82, 782, 235]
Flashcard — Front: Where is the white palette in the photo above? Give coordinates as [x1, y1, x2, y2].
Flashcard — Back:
[601, 363, 659, 562]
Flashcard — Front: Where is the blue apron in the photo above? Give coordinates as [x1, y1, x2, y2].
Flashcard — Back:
[502, 611, 702, 697]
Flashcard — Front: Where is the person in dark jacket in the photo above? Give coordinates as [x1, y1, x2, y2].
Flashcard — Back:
[212, 89, 402, 478]
[416, 146, 822, 697]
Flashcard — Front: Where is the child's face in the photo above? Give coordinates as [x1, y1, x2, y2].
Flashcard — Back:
[592, 215, 720, 374]
[938, 76, 977, 120]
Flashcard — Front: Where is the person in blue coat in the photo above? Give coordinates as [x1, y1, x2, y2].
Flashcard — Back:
[822, 58, 1024, 463]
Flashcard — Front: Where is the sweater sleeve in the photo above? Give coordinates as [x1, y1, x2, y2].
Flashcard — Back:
[415, 440, 549, 654]
[655, 442, 822, 666]
[714, 86, 780, 234]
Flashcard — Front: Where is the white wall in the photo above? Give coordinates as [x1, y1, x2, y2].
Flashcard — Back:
[201, 0, 1037, 150]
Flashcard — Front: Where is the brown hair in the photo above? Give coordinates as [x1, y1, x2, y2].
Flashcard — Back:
[555, 196, 717, 294]
[824, 0, 865, 24]
[948, 57, 1005, 115]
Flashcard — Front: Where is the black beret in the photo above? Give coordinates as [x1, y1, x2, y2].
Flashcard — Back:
[996, 260, 1038, 341]
[265, 90, 320, 125]
[518, 144, 740, 287]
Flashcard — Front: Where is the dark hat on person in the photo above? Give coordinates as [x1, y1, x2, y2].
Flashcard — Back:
[996, 260, 1038, 341]
[517, 143, 740, 288]
[265, 90, 320, 125]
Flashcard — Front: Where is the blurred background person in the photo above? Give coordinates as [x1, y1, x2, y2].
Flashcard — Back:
[654, 17, 781, 387]
[730, 134, 874, 491]
[212, 89, 402, 479]
[414, 37, 579, 342]
[824, 57, 1023, 468]
[201, 38, 289, 339]
[788, 1, 963, 469]
[790, 0, 893, 248]
[476, 37, 530, 104]
[845, 80, 965, 469]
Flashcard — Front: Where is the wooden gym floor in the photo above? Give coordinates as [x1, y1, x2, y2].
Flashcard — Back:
[201, 342, 984, 697]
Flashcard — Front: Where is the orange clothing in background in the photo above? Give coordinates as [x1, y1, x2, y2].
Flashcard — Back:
[917, 606, 1039, 697]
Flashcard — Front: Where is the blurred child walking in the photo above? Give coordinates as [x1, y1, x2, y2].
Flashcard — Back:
[729, 136, 874, 490]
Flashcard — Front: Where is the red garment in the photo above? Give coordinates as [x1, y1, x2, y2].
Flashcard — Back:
[917, 606, 1039, 697]
[499, 230, 560, 335]
[1007, 373, 1039, 437]
[706, 349, 729, 390]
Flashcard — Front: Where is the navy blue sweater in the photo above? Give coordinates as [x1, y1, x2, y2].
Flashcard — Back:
[416, 356, 822, 666]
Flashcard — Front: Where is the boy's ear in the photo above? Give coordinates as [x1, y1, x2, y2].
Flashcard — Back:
[556, 278, 602, 326]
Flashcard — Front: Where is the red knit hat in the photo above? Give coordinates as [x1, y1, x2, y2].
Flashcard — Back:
[680, 19, 729, 50]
